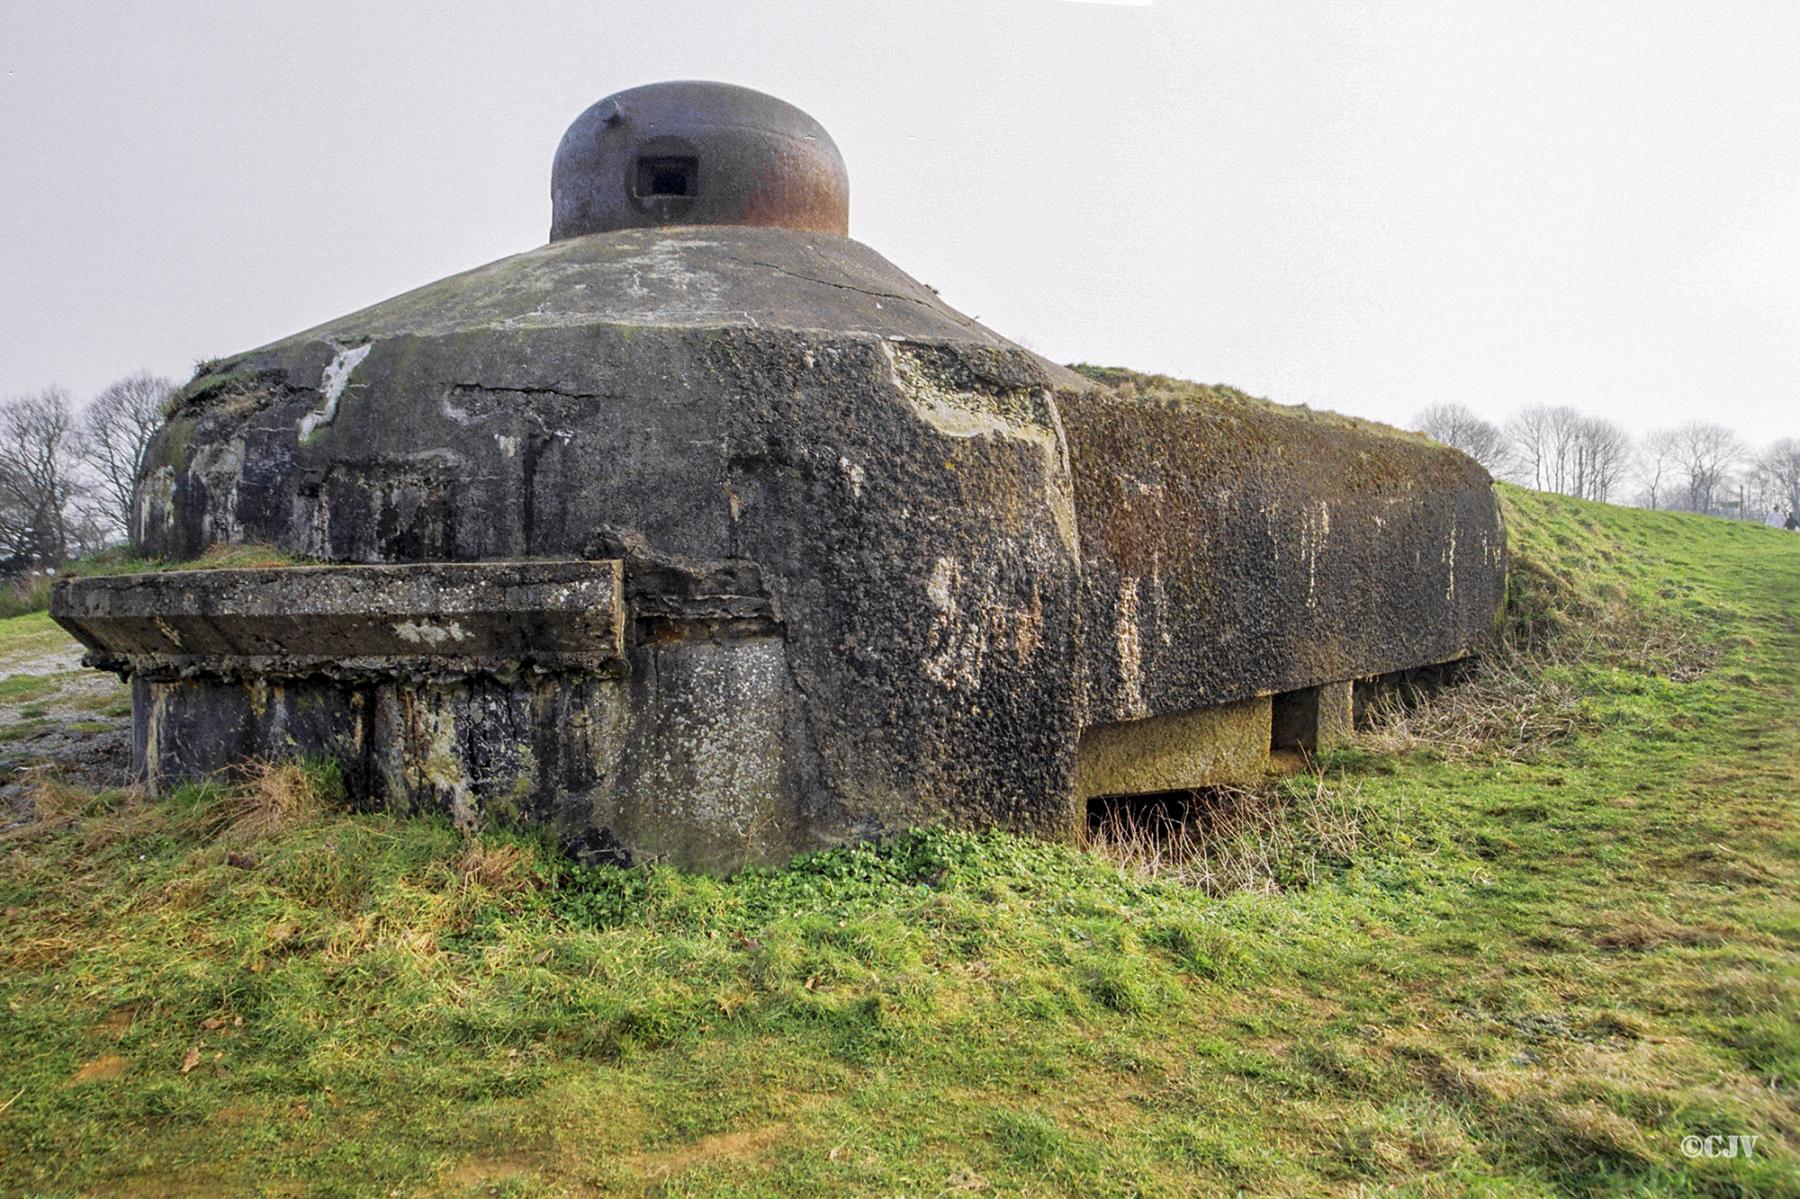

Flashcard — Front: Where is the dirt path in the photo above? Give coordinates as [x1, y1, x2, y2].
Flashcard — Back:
[0, 615, 132, 814]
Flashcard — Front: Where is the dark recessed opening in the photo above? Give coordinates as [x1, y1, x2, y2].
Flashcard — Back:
[1088, 790, 1191, 835]
[1083, 788, 1275, 891]
[636, 155, 697, 198]
[1352, 660, 1471, 729]
[1086, 787, 1258, 843]
[1270, 686, 1320, 753]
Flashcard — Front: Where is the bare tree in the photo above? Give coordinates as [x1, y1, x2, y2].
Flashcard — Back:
[1414, 403, 1510, 473]
[1739, 468, 1781, 523]
[1504, 406, 1551, 490]
[1757, 437, 1800, 523]
[1501, 405, 1630, 501]
[81, 370, 172, 541]
[0, 387, 82, 572]
[1503, 405, 1587, 492]
[63, 503, 118, 560]
[1635, 429, 1680, 509]
[1568, 415, 1632, 502]
[1670, 422, 1745, 515]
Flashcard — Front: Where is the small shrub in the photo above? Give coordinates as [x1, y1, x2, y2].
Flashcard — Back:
[1085, 957, 1153, 1014]
[457, 837, 547, 906]
[0, 574, 54, 620]
[1145, 916, 1252, 982]
[17, 771, 104, 830]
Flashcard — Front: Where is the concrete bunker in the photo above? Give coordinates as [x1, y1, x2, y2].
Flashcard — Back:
[51, 80, 1506, 872]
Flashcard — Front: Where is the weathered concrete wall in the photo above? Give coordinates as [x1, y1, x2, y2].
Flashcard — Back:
[55, 226, 1507, 870]
[122, 645, 806, 872]
[1271, 681, 1355, 755]
[1075, 698, 1271, 800]
[55, 561, 624, 676]
[97, 229, 1088, 866]
[1058, 375, 1505, 727]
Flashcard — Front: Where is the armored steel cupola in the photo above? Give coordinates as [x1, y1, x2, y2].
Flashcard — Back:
[549, 81, 849, 240]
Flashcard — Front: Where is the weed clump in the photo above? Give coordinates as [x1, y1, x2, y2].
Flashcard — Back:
[222, 758, 343, 842]
[1367, 486, 1721, 760]
[148, 757, 347, 845]
[1081, 776, 1382, 897]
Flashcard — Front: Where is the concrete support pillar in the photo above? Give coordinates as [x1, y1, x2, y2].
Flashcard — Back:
[1270, 680, 1354, 755]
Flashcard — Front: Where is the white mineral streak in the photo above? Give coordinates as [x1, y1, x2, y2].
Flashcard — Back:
[838, 456, 865, 499]
[418, 706, 477, 832]
[300, 342, 373, 440]
[614, 237, 726, 318]
[1445, 523, 1457, 601]
[922, 556, 990, 691]
[1298, 501, 1331, 609]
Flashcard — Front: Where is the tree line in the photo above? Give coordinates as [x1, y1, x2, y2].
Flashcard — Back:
[4, 373, 1794, 583]
[0, 373, 168, 577]
[1415, 403, 1800, 524]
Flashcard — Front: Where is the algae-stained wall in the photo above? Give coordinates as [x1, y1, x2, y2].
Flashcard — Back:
[100, 224, 1507, 869]
[1058, 372, 1505, 726]
[125, 229, 1087, 863]
[62, 73, 1512, 870]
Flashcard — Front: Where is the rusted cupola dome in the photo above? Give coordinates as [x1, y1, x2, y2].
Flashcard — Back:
[550, 81, 849, 240]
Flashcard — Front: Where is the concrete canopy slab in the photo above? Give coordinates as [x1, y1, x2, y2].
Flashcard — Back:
[51, 560, 624, 680]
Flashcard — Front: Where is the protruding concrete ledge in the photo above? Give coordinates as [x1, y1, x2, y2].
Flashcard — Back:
[50, 560, 625, 681]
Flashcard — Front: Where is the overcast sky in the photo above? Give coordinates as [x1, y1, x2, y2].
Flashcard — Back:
[3, 1, 1795, 445]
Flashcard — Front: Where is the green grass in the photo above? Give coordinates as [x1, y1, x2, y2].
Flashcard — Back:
[0, 612, 83, 665]
[1, 486, 1796, 1197]
[0, 544, 302, 620]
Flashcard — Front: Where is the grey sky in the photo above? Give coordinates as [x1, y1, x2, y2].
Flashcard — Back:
[3, 1, 1795, 445]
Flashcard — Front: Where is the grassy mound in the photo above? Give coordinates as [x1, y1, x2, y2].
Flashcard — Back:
[2, 486, 1797, 1197]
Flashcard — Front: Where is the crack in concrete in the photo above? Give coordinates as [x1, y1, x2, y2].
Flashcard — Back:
[449, 382, 624, 403]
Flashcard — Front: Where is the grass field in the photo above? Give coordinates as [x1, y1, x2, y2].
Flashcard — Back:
[1, 486, 1796, 1197]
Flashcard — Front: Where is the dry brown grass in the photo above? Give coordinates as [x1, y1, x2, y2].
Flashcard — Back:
[6, 758, 342, 854]
[1361, 654, 1594, 761]
[218, 760, 328, 842]
[1081, 775, 1376, 897]
[1, 770, 138, 853]
[456, 839, 539, 902]
[17, 771, 99, 830]
[1368, 551, 1718, 762]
